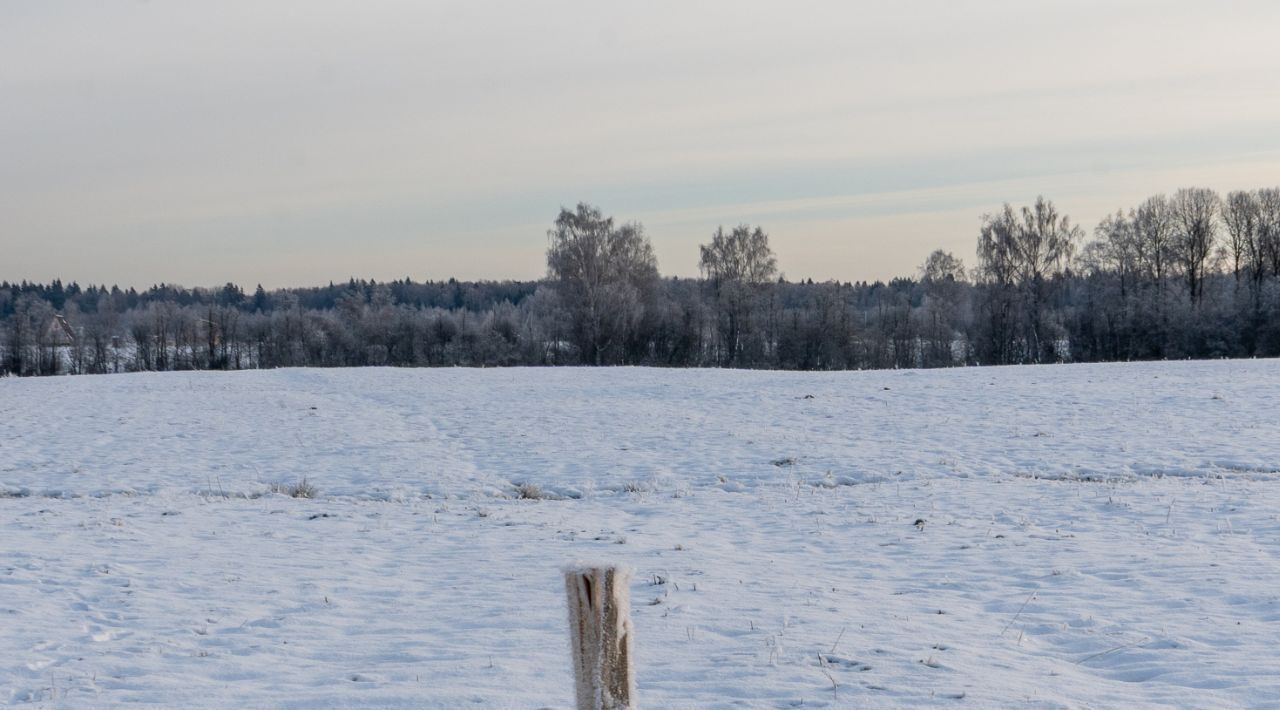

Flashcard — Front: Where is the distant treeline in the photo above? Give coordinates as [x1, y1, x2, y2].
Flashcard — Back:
[4, 187, 1280, 377]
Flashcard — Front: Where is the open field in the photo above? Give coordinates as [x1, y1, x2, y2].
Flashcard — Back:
[3, 362, 1280, 708]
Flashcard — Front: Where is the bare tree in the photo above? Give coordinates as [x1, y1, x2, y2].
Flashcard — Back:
[1016, 196, 1082, 285]
[5, 294, 55, 375]
[921, 249, 966, 285]
[918, 250, 967, 366]
[976, 205, 1020, 287]
[1221, 190, 1259, 287]
[977, 197, 1081, 362]
[975, 205, 1021, 363]
[84, 293, 122, 374]
[698, 225, 778, 365]
[1092, 210, 1142, 300]
[1132, 195, 1175, 284]
[1259, 188, 1280, 278]
[1171, 187, 1220, 306]
[546, 204, 659, 365]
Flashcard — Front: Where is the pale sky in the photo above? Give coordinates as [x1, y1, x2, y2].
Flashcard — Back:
[4, 0, 1280, 288]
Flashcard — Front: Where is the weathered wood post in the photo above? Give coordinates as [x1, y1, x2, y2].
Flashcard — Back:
[564, 564, 635, 710]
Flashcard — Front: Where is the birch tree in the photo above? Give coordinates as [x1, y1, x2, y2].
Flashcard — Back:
[698, 225, 778, 365]
[546, 204, 659, 365]
[1171, 187, 1220, 306]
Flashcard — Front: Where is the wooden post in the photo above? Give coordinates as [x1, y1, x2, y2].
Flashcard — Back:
[565, 564, 635, 710]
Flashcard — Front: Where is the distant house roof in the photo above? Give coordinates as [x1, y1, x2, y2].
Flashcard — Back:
[47, 314, 76, 345]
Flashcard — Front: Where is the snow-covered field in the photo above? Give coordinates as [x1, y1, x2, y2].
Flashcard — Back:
[3, 361, 1279, 708]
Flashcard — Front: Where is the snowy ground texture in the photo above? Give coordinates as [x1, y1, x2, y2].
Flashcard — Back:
[3, 361, 1280, 708]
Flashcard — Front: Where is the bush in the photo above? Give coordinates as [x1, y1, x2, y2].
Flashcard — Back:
[516, 482, 550, 500]
[271, 477, 318, 499]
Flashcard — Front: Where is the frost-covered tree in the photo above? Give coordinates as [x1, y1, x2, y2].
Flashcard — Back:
[918, 250, 967, 366]
[1092, 210, 1143, 300]
[977, 197, 1081, 363]
[1132, 195, 1175, 286]
[1221, 190, 1259, 286]
[5, 294, 57, 376]
[1258, 188, 1280, 278]
[974, 205, 1020, 363]
[699, 225, 778, 366]
[546, 204, 659, 365]
[1171, 187, 1220, 306]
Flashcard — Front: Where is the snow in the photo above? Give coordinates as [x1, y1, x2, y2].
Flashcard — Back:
[2, 360, 1279, 707]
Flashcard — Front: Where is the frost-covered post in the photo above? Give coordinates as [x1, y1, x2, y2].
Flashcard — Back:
[564, 564, 635, 710]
